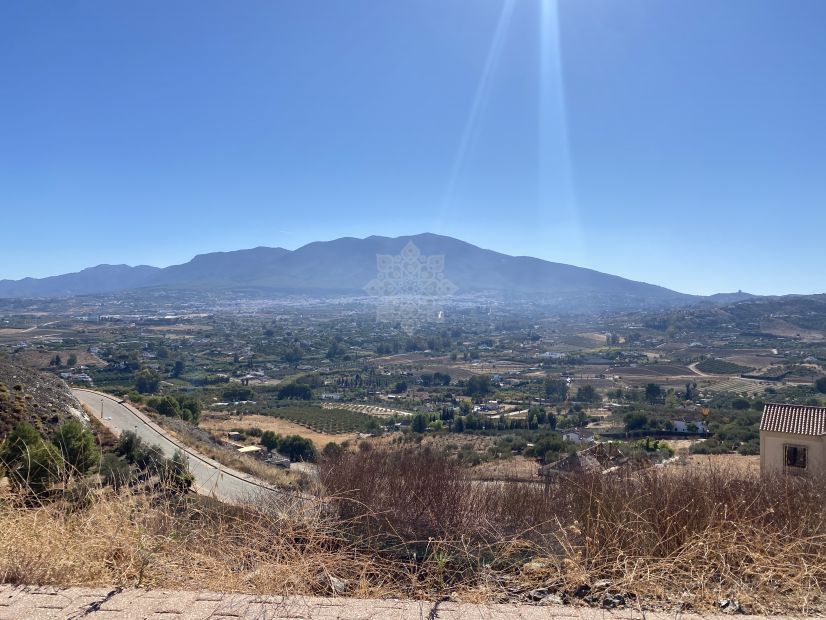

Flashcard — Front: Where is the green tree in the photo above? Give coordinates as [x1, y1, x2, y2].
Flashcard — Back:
[322, 442, 344, 458]
[147, 395, 180, 418]
[575, 384, 598, 403]
[277, 383, 312, 400]
[67, 353, 78, 367]
[0, 422, 63, 493]
[114, 430, 143, 462]
[432, 372, 451, 386]
[283, 346, 303, 365]
[326, 338, 346, 359]
[278, 435, 316, 461]
[624, 412, 650, 431]
[452, 416, 465, 433]
[100, 453, 131, 490]
[544, 378, 568, 403]
[222, 386, 253, 401]
[171, 360, 185, 378]
[465, 375, 491, 397]
[166, 449, 194, 492]
[176, 396, 201, 423]
[135, 368, 161, 394]
[51, 419, 100, 474]
[49, 354, 62, 367]
[260, 430, 280, 451]
[816, 377, 826, 394]
[645, 383, 663, 405]
[411, 413, 428, 434]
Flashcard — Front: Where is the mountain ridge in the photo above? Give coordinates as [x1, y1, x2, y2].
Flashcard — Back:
[0, 233, 740, 309]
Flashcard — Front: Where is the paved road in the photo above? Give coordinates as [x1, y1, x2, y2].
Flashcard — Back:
[73, 388, 283, 504]
[687, 362, 709, 377]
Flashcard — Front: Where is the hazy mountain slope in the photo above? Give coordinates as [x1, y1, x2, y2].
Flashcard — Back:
[247, 233, 694, 304]
[148, 246, 291, 287]
[0, 233, 696, 307]
[0, 264, 160, 298]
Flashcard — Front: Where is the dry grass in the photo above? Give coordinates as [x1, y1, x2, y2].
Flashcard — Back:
[200, 411, 358, 447]
[1, 448, 825, 613]
[320, 447, 826, 613]
[146, 413, 298, 489]
[13, 349, 105, 368]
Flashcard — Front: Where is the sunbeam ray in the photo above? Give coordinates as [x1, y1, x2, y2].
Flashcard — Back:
[539, 0, 582, 260]
[439, 0, 516, 223]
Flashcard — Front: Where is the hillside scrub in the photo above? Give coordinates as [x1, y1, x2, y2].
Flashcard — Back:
[0, 449, 824, 613]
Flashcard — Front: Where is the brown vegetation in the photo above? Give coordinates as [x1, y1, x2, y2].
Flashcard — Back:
[0, 447, 824, 614]
[200, 411, 358, 448]
[149, 414, 297, 488]
[321, 448, 826, 613]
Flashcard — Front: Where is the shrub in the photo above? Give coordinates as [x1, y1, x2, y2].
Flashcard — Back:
[260, 430, 280, 451]
[410, 413, 428, 434]
[690, 438, 730, 455]
[135, 368, 161, 394]
[738, 439, 760, 455]
[100, 453, 131, 489]
[223, 387, 254, 402]
[114, 431, 143, 462]
[176, 396, 202, 423]
[277, 383, 312, 400]
[464, 375, 491, 397]
[51, 419, 100, 474]
[278, 435, 316, 462]
[0, 422, 64, 493]
[147, 395, 180, 418]
[322, 442, 343, 458]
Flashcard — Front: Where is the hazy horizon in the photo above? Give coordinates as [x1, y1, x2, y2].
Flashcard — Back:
[0, 231, 807, 298]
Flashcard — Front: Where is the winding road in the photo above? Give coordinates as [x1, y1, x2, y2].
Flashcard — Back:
[73, 388, 286, 504]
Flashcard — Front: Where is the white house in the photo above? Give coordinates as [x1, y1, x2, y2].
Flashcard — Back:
[674, 420, 708, 434]
[563, 430, 595, 445]
[760, 403, 826, 475]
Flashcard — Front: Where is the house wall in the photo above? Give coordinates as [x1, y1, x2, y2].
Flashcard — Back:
[760, 430, 826, 475]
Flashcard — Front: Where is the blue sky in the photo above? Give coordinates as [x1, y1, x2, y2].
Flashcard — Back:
[1, 1, 824, 295]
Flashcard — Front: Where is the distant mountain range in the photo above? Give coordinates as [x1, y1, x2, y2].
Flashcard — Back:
[0, 233, 752, 310]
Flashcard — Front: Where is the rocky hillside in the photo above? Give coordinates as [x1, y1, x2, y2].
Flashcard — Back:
[0, 355, 86, 439]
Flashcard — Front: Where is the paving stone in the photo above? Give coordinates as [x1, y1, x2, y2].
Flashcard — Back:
[0, 585, 808, 620]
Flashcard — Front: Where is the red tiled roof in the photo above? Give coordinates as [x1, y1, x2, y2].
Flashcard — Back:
[760, 403, 826, 436]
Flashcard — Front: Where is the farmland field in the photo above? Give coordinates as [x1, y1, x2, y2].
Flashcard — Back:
[696, 358, 754, 374]
[707, 377, 773, 396]
[200, 412, 359, 446]
[265, 404, 377, 434]
[610, 364, 693, 377]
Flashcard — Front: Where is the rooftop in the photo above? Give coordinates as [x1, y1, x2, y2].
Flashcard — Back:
[760, 403, 826, 436]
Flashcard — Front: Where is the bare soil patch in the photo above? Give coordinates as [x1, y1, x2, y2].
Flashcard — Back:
[201, 411, 359, 448]
[685, 453, 760, 474]
[470, 455, 539, 480]
[13, 349, 105, 368]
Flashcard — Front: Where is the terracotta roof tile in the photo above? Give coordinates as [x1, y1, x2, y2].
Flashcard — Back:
[760, 403, 826, 436]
